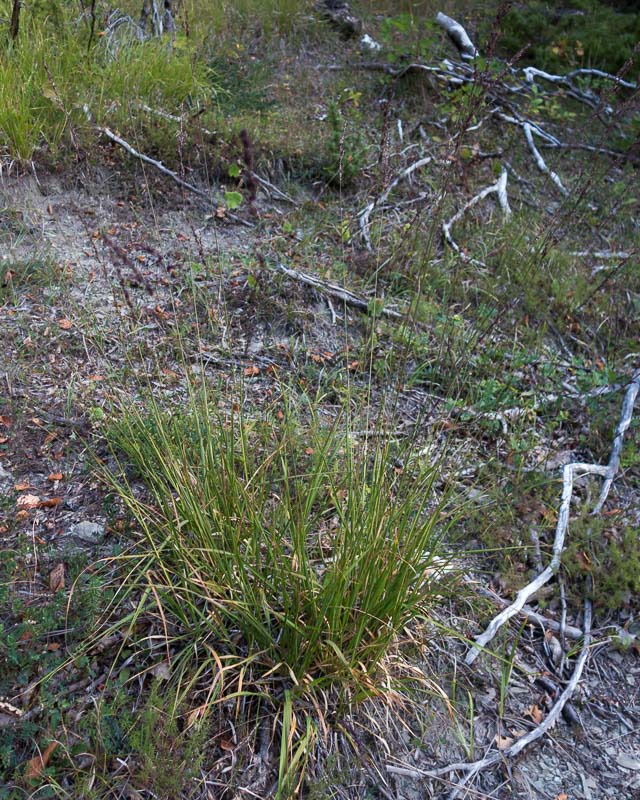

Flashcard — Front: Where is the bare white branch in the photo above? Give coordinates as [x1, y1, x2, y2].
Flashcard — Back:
[358, 156, 432, 250]
[442, 168, 511, 264]
[523, 123, 569, 196]
[435, 12, 478, 61]
[387, 597, 592, 799]
[465, 367, 640, 665]
[592, 369, 640, 513]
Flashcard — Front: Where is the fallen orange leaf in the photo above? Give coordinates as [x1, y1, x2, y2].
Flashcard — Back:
[58, 318, 73, 330]
[15, 482, 33, 491]
[49, 563, 65, 593]
[524, 704, 544, 724]
[219, 737, 237, 752]
[495, 734, 514, 750]
[47, 473, 63, 482]
[0, 416, 12, 428]
[244, 365, 260, 377]
[24, 741, 59, 780]
[17, 494, 40, 510]
[38, 497, 62, 508]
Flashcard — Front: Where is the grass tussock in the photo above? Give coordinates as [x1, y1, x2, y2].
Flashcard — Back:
[102, 386, 453, 691]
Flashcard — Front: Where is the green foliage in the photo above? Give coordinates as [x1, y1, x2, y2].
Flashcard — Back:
[0, 2, 214, 162]
[102, 386, 452, 688]
[124, 683, 208, 796]
[563, 517, 640, 611]
[224, 189, 243, 209]
[495, 0, 640, 76]
[0, 545, 107, 791]
[323, 99, 366, 188]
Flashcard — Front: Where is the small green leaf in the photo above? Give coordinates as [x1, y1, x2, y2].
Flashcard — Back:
[224, 191, 243, 210]
[228, 163, 241, 178]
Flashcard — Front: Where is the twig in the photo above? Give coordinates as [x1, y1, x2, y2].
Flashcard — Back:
[465, 461, 606, 667]
[570, 250, 631, 259]
[249, 171, 298, 206]
[386, 597, 592, 798]
[592, 369, 640, 514]
[82, 105, 252, 227]
[441, 168, 511, 264]
[88, 110, 210, 198]
[358, 156, 432, 250]
[523, 122, 569, 196]
[473, 583, 584, 640]
[524, 65, 636, 92]
[275, 263, 402, 319]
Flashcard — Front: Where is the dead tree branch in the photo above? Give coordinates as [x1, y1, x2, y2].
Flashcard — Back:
[276, 263, 402, 319]
[465, 368, 640, 666]
[523, 122, 569, 196]
[358, 156, 432, 250]
[82, 106, 252, 227]
[386, 597, 592, 798]
[434, 12, 478, 61]
[442, 168, 511, 264]
[592, 368, 640, 514]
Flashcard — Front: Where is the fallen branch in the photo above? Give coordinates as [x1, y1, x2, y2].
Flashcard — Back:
[442, 168, 511, 264]
[326, 60, 471, 87]
[465, 367, 640, 666]
[524, 65, 637, 93]
[276, 263, 402, 319]
[358, 156, 432, 250]
[386, 597, 592, 797]
[592, 368, 640, 513]
[435, 12, 478, 61]
[523, 122, 569, 196]
[82, 105, 252, 227]
[473, 583, 584, 640]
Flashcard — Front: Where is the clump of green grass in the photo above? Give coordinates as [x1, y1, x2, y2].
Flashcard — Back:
[0, 2, 214, 162]
[102, 387, 452, 689]
[0, 256, 66, 302]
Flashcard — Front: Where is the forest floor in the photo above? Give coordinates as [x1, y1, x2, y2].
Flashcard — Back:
[1, 3, 639, 798]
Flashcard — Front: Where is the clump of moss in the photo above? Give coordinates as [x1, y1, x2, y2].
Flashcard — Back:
[563, 517, 640, 611]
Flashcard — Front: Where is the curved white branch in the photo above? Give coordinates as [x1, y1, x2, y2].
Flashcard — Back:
[442, 168, 511, 264]
[358, 156, 432, 250]
[435, 12, 478, 61]
[465, 368, 640, 666]
[592, 369, 640, 513]
[523, 123, 569, 196]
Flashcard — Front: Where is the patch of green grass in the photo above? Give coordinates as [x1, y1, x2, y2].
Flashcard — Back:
[95, 381, 455, 793]
[0, 257, 65, 302]
[0, 2, 214, 163]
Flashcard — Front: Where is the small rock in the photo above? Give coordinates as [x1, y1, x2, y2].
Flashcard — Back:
[361, 33, 382, 53]
[0, 462, 12, 488]
[69, 520, 105, 544]
[617, 753, 640, 771]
